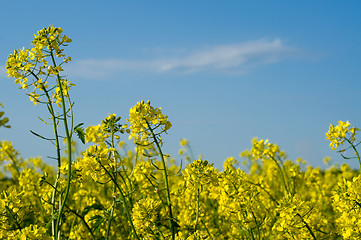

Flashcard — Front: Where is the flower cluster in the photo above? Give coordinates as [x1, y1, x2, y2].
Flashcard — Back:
[6, 25, 73, 106]
[332, 176, 361, 239]
[182, 159, 218, 190]
[85, 114, 128, 144]
[76, 142, 114, 182]
[127, 100, 172, 146]
[326, 120, 359, 150]
[1, 121, 361, 239]
[132, 197, 163, 236]
[250, 137, 286, 160]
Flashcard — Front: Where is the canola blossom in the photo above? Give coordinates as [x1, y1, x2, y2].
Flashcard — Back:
[326, 121, 359, 151]
[1, 25, 361, 239]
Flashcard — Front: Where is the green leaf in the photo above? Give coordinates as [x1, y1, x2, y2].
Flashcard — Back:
[30, 130, 55, 141]
[45, 218, 53, 230]
[1, 117, 9, 124]
[74, 123, 85, 144]
[89, 215, 105, 233]
[0, 115, 10, 128]
[83, 203, 104, 215]
[74, 123, 84, 129]
[38, 116, 49, 125]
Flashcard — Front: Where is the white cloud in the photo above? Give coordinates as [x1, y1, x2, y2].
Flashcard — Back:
[5, 39, 301, 80]
[154, 39, 292, 73]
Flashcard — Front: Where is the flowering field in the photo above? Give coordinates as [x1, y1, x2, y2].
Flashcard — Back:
[1, 26, 361, 239]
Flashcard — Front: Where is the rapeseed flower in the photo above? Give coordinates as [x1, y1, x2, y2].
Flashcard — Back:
[326, 121, 359, 150]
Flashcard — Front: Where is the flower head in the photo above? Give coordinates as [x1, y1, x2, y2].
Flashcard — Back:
[6, 25, 73, 106]
[326, 121, 359, 150]
[250, 137, 285, 160]
[127, 100, 172, 147]
[132, 198, 163, 236]
[183, 159, 218, 190]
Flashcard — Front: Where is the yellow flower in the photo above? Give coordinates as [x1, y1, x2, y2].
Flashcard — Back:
[326, 121, 359, 150]
[132, 197, 162, 236]
[183, 159, 218, 190]
[250, 137, 284, 160]
[6, 25, 74, 107]
[180, 138, 189, 147]
[127, 100, 172, 151]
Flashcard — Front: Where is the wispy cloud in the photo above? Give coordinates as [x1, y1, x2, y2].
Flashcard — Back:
[65, 39, 301, 79]
[153, 38, 297, 73]
[2, 39, 302, 80]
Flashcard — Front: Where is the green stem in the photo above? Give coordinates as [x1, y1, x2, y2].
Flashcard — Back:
[296, 213, 316, 240]
[105, 196, 116, 239]
[345, 138, 361, 173]
[269, 155, 289, 194]
[146, 120, 176, 239]
[143, 173, 166, 206]
[98, 160, 140, 240]
[105, 132, 116, 240]
[201, 220, 212, 238]
[118, 166, 132, 206]
[245, 180, 278, 205]
[66, 206, 96, 239]
[29, 72, 61, 240]
[49, 49, 73, 239]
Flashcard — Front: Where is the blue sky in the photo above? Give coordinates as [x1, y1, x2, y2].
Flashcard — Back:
[1, 1, 361, 170]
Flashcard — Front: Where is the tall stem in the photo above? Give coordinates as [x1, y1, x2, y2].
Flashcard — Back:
[296, 213, 316, 240]
[49, 50, 73, 239]
[98, 161, 140, 240]
[30, 72, 61, 240]
[146, 120, 176, 239]
[105, 132, 116, 240]
[345, 138, 361, 173]
[269, 155, 289, 194]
